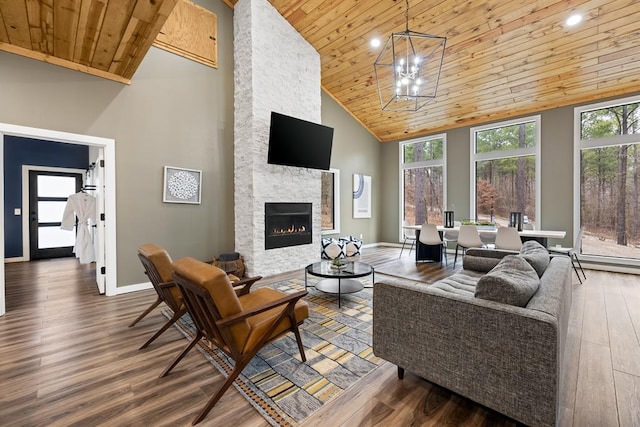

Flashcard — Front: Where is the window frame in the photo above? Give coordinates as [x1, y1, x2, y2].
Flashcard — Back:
[321, 168, 341, 235]
[574, 94, 640, 267]
[398, 134, 447, 242]
[470, 115, 541, 227]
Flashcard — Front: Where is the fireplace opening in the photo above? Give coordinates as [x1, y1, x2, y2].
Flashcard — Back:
[265, 203, 312, 250]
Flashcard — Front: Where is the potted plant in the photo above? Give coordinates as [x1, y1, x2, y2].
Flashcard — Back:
[331, 257, 347, 269]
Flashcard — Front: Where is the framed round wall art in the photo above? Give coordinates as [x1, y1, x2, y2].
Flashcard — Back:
[163, 166, 202, 204]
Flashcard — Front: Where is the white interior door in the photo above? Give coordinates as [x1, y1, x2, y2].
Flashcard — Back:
[88, 153, 106, 294]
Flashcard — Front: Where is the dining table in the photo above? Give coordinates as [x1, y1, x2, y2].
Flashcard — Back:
[403, 224, 566, 261]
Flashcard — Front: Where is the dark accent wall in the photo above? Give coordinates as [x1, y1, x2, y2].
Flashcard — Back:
[4, 136, 89, 257]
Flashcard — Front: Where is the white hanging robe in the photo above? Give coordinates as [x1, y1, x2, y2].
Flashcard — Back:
[61, 192, 97, 264]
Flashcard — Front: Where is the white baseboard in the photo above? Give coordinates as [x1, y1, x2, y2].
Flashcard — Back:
[579, 262, 640, 275]
[365, 242, 402, 248]
[4, 257, 26, 263]
[114, 281, 153, 295]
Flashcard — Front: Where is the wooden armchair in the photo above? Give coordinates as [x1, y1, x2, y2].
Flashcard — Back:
[132, 243, 188, 350]
[163, 257, 309, 425]
[132, 244, 262, 350]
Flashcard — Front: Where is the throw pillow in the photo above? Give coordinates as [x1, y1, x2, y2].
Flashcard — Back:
[519, 240, 550, 277]
[475, 255, 540, 307]
[339, 236, 363, 257]
[321, 238, 344, 259]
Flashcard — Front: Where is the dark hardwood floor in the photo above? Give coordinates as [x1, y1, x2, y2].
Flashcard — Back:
[1, 247, 638, 426]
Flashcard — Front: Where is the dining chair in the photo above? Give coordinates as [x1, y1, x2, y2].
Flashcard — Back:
[418, 223, 447, 265]
[494, 226, 523, 251]
[164, 257, 309, 425]
[442, 220, 461, 250]
[548, 227, 587, 284]
[399, 220, 417, 257]
[133, 243, 188, 349]
[454, 225, 485, 266]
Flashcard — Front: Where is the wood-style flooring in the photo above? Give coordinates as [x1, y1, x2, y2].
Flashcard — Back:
[1, 247, 639, 426]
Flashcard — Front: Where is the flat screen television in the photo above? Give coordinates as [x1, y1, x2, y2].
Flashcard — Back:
[267, 112, 334, 171]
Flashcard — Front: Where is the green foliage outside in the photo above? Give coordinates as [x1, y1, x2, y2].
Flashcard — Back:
[402, 138, 444, 226]
[580, 102, 640, 253]
[476, 122, 535, 153]
[403, 138, 443, 163]
[320, 171, 335, 230]
[474, 122, 536, 224]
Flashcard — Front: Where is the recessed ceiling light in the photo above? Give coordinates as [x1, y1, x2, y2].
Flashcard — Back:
[566, 14, 582, 26]
[370, 38, 381, 48]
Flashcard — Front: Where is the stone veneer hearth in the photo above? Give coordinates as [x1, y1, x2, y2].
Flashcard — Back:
[233, 0, 322, 276]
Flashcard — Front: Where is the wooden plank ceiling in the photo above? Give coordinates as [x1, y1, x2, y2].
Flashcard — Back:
[0, 0, 179, 84]
[1, 0, 639, 142]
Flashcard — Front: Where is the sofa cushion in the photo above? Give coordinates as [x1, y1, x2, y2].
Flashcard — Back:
[475, 255, 540, 307]
[463, 254, 501, 273]
[430, 272, 483, 297]
[519, 240, 550, 277]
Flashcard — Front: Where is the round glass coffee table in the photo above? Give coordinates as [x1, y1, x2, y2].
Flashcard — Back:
[305, 261, 374, 308]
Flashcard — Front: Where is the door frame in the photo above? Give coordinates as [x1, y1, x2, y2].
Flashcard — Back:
[21, 166, 88, 261]
[0, 123, 117, 316]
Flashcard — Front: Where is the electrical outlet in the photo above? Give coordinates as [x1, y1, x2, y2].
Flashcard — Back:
[14, 208, 21, 215]
[359, 233, 363, 240]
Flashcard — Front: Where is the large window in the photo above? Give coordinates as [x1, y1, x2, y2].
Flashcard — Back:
[400, 136, 446, 233]
[576, 97, 640, 261]
[471, 117, 540, 227]
[321, 169, 340, 234]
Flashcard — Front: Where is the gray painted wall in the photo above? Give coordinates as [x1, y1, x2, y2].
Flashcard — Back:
[0, 0, 235, 286]
[379, 141, 399, 243]
[539, 106, 574, 238]
[321, 92, 381, 244]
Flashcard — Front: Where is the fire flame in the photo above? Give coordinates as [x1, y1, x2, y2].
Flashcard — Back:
[272, 225, 306, 235]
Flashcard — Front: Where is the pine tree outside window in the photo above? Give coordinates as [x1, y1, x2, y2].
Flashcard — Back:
[471, 116, 540, 227]
[576, 96, 640, 262]
[400, 135, 446, 241]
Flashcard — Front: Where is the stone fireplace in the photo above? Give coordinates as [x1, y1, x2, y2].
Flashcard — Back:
[264, 203, 312, 249]
[233, 0, 322, 276]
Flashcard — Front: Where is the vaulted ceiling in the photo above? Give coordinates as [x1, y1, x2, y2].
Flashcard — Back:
[0, 0, 179, 84]
[1, 0, 639, 142]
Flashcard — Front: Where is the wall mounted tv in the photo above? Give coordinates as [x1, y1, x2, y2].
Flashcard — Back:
[267, 111, 334, 171]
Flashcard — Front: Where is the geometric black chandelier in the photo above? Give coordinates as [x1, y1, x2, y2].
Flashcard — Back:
[374, 0, 447, 112]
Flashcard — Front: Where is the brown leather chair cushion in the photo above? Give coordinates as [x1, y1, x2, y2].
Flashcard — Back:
[239, 288, 309, 353]
[172, 257, 308, 355]
[138, 243, 182, 302]
[172, 257, 250, 351]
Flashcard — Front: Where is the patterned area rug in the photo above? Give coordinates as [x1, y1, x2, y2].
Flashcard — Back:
[168, 275, 384, 426]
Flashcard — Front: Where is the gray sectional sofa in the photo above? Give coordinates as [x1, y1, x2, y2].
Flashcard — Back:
[373, 244, 573, 426]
